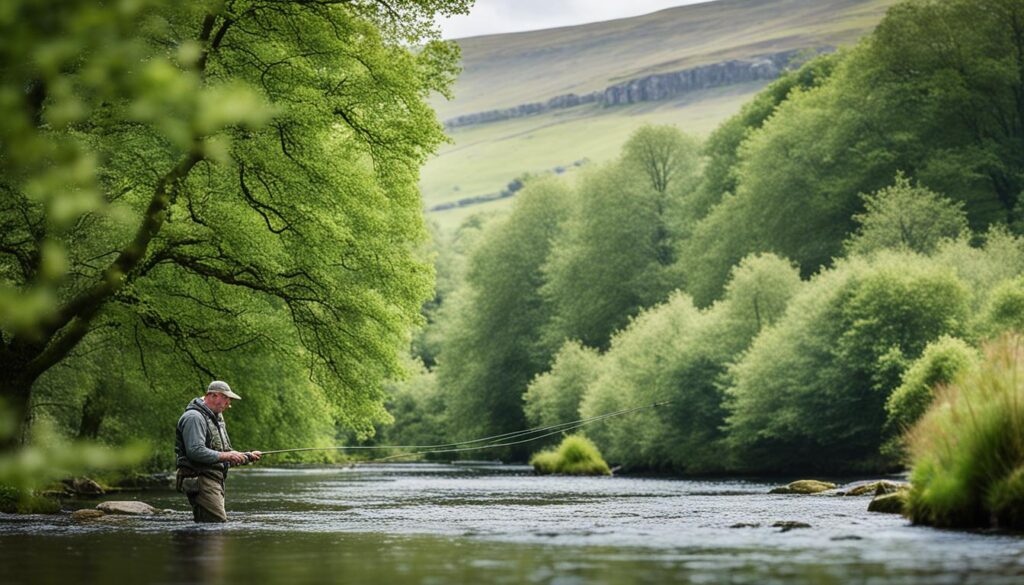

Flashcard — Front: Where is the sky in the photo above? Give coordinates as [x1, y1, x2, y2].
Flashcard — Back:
[437, 0, 717, 39]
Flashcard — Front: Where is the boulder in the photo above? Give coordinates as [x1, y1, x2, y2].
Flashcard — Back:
[868, 491, 908, 514]
[843, 480, 906, 497]
[96, 501, 157, 515]
[71, 509, 106, 521]
[769, 480, 837, 494]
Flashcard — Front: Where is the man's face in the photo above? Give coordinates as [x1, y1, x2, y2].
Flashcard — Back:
[206, 392, 232, 414]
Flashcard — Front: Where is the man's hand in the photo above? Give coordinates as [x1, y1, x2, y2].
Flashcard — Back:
[218, 451, 249, 465]
[248, 451, 262, 462]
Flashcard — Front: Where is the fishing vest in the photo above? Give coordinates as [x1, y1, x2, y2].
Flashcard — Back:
[175, 398, 233, 474]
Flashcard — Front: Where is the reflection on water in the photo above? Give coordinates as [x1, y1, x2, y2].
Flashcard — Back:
[2, 464, 1023, 584]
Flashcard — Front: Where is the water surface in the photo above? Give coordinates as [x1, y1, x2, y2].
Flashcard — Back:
[2, 463, 1022, 584]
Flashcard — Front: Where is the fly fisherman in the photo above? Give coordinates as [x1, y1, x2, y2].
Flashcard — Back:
[175, 381, 262, 522]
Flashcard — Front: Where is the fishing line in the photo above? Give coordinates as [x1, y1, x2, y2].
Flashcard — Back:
[258, 400, 671, 458]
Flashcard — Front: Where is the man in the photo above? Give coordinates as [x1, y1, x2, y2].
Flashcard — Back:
[175, 380, 262, 522]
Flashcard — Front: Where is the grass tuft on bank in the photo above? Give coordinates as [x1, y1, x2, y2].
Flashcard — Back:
[530, 434, 611, 476]
[906, 334, 1024, 529]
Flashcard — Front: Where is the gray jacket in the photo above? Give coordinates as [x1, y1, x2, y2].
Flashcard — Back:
[175, 397, 233, 474]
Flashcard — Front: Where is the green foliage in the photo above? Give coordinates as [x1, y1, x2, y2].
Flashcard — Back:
[1, 0, 467, 454]
[379, 357, 447, 453]
[0, 411, 147, 512]
[906, 335, 1024, 529]
[541, 126, 699, 351]
[529, 434, 610, 476]
[725, 253, 970, 472]
[523, 341, 600, 429]
[885, 336, 979, 439]
[437, 179, 574, 456]
[976, 277, 1024, 339]
[694, 52, 840, 221]
[845, 173, 969, 256]
[579, 254, 800, 472]
[680, 0, 1024, 305]
[933, 228, 1024, 313]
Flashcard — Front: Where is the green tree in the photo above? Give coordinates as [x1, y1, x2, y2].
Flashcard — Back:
[437, 179, 573, 456]
[579, 254, 801, 472]
[0, 0, 469, 441]
[523, 340, 600, 429]
[725, 253, 970, 472]
[845, 174, 969, 256]
[680, 0, 1024, 305]
[884, 335, 978, 439]
[542, 127, 700, 352]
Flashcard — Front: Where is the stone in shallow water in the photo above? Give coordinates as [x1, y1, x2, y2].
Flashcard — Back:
[96, 501, 157, 515]
[769, 480, 837, 494]
[729, 523, 761, 529]
[71, 509, 106, 521]
[843, 480, 906, 496]
[868, 491, 908, 515]
[772, 521, 812, 532]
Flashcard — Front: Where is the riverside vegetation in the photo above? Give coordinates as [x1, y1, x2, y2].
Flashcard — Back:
[3, 0, 1024, 532]
[385, 0, 1024, 528]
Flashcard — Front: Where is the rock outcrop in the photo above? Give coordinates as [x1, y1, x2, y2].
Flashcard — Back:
[444, 48, 830, 129]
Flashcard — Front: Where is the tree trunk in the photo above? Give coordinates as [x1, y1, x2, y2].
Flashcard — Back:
[0, 354, 35, 449]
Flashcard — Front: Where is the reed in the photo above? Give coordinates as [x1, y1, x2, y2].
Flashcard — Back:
[905, 334, 1024, 528]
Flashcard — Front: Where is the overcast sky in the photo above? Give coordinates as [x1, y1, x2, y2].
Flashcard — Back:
[438, 0, 717, 39]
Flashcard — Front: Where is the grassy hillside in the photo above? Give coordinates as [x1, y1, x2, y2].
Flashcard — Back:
[422, 0, 898, 231]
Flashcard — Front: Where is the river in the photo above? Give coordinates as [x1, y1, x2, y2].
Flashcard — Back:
[2, 463, 1022, 584]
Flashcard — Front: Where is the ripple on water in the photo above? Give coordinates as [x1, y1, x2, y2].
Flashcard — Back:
[2, 464, 1024, 585]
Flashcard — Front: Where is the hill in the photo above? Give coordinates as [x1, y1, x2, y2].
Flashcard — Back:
[422, 0, 898, 230]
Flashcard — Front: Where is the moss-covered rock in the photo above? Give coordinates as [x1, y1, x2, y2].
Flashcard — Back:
[843, 480, 906, 496]
[769, 480, 837, 494]
[530, 435, 611, 476]
[71, 509, 106, 521]
[868, 490, 908, 514]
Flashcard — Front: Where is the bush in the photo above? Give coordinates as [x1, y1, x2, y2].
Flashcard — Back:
[906, 335, 1024, 529]
[523, 341, 600, 429]
[725, 252, 970, 472]
[529, 434, 611, 476]
[885, 336, 978, 435]
[975, 277, 1024, 339]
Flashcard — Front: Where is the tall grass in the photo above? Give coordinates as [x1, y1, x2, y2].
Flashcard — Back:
[905, 334, 1024, 528]
[530, 434, 611, 476]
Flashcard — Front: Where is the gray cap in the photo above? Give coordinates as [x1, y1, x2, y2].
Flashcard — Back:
[207, 380, 242, 400]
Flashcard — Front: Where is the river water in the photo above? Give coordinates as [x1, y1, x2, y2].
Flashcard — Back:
[2, 463, 1022, 584]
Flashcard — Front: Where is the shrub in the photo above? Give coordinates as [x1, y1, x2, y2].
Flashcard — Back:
[975, 277, 1024, 339]
[905, 335, 1024, 529]
[529, 434, 611, 476]
[725, 252, 970, 472]
[885, 336, 979, 434]
[523, 341, 601, 429]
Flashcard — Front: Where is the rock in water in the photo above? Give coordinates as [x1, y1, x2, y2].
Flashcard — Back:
[769, 480, 837, 494]
[96, 501, 157, 515]
[72, 509, 106, 521]
[63, 477, 105, 496]
[843, 480, 906, 496]
[772, 521, 812, 532]
[868, 491, 908, 514]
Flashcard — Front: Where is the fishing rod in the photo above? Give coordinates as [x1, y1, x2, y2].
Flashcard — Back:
[257, 400, 672, 457]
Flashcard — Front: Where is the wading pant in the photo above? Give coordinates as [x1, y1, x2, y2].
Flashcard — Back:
[178, 468, 227, 523]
